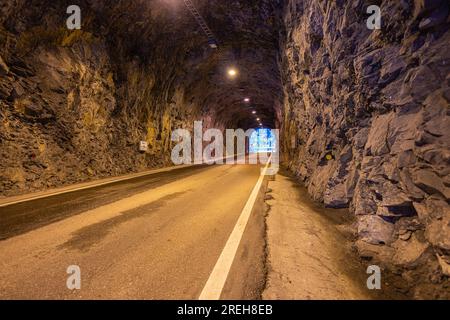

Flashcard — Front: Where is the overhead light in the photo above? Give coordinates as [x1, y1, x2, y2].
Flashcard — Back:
[252, 111, 256, 114]
[244, 98, 250, 103]
[257, 118, 260, 121]
[227, 68, 237, 78]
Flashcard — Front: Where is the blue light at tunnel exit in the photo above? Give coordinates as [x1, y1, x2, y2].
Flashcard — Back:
[249, 128, 276, 153]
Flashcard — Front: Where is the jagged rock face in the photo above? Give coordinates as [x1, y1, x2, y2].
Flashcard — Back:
[0, 0, 281, 195]
[280, 0, 449, 298]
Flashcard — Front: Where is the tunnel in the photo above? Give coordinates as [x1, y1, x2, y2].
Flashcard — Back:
[0, 0, 449, 301]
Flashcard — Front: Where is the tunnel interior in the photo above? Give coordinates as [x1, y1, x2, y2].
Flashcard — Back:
[0, 0, 449, 299]
[91, 0, 283, 131]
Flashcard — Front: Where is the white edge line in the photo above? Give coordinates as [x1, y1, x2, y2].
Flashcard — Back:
[198, 156, 271, 300]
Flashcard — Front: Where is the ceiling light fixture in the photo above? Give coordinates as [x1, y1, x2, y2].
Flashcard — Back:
[227, 68, 237, 78]
[244, 98, 250, 103]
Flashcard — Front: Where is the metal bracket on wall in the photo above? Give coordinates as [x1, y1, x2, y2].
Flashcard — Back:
[183, 0, 218, 49]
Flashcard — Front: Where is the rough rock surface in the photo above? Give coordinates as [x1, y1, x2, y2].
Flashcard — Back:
[0, 0, 281, 196]
[279, 0, 449, 298]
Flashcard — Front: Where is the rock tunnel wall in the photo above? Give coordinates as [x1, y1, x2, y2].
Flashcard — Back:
[279, 0, 449, 298]
[0, 0, 448, 299]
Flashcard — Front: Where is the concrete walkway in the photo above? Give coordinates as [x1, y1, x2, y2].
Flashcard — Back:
[263, 172, 373, 300]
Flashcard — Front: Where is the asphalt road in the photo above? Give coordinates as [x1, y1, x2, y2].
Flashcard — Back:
[0, 164, 267, 299]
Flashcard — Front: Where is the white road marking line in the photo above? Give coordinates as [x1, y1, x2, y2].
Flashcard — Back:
[0, 165, 193, 208]
[0, 154, 242, 208]
[199, 156, 271, 300]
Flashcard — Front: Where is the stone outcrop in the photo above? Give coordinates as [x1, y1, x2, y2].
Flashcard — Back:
[279, 0, 449, 298]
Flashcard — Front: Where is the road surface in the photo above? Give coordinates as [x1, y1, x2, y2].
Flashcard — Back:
[0, 163, 267, 299]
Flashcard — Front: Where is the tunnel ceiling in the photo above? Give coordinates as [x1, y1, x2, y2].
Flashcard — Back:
[91, 0, 283, 129]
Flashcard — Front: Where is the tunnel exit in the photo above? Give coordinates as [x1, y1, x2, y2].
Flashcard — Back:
[249, 128, 277, 153]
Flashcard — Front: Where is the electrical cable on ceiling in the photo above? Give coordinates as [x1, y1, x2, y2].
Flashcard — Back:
[183, 0, 218, 49]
